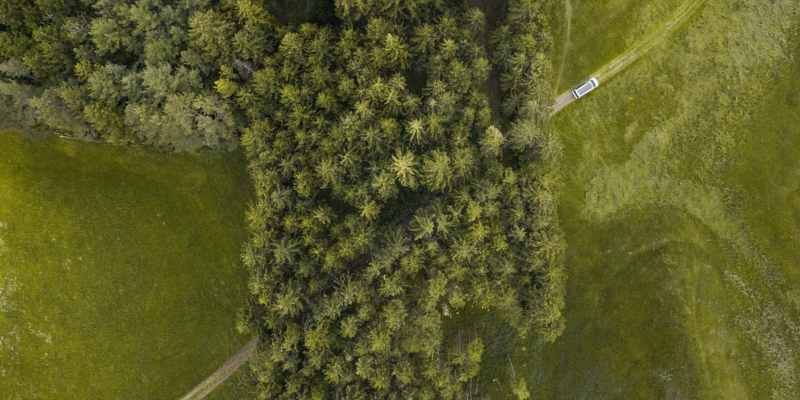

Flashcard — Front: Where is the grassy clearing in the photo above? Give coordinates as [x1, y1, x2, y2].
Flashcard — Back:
[452, 0, 800, 398]
[549, 0, 685, 93]
[203, 368, 258, 400]
[0, 132, 253, 399]
[541, 0, 799, 397]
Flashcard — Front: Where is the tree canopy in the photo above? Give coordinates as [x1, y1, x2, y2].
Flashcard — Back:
[0, 0, 272, 150]
[231, 0, 564, 398]
[0, 0, 564, 398]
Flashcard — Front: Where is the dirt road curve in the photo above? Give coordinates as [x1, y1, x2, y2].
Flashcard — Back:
[551, 0, 706, 115]
[179, 337, 258, 400]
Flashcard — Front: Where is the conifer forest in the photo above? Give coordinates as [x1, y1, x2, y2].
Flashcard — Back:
[1, 0, 799, 398]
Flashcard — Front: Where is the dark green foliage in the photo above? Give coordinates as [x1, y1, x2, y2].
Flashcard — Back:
[487, 0, 565, 345]
[491, 0, 553, 124]
[0, 0, 564, 397]
[0, 0, 275, 151]
[233, 0, 565, 398]
[0, 77, 40, 131]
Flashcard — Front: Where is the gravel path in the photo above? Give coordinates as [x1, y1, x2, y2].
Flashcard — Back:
[179, 337, 257, 400]
[552, 0, 706, 115]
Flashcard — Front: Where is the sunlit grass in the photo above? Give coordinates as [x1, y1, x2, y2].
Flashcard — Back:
[0, 132, 253, 399]
[204, 368, 258, 400]
[549, 0, 685, 93]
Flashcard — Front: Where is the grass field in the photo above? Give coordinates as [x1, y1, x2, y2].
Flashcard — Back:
[548, 0, 685, 93]
[456, 0, 800, 398]
[0, 132, 253, 399]
[204, 368, 257, 400]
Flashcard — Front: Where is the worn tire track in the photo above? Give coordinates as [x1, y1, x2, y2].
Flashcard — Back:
[179, 337, 257, 400]
[552, 0, 706, 115]
[554, 0, 573, 93]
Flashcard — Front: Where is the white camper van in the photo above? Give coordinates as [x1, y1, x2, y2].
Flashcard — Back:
[572, 78, 599, 99]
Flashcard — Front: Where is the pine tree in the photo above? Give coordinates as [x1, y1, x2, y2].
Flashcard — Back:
[188, 10, 234, 66]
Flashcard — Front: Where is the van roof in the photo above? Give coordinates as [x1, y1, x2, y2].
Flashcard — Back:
[575, 82, 594, 96]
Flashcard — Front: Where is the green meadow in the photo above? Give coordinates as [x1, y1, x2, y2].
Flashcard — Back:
[549, 0, 685, 94]
[206, 367, 265, 400]
[461, 0, 800, 398]
[0, 132, 253, 399]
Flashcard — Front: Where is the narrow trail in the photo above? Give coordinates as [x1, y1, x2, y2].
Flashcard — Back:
[552, 0, 706, 115]
[554, 0, 573, 93]
[179, 337, 257, 400]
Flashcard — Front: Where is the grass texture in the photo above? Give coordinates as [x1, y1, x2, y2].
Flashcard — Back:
[549, 0, 685, 93]
[0, 132, 253, 399]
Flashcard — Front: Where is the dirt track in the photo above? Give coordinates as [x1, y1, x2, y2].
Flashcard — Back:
[552, 0, 706, 115]
[179, 337, 257, 400]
